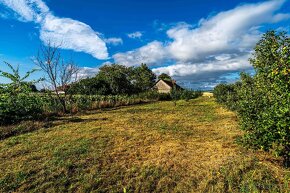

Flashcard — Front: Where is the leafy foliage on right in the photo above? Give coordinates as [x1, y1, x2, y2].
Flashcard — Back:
[214, 31, 290, 167]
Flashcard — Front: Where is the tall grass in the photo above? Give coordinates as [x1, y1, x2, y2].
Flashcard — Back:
[48, 91, 163, 114]
[1, 90, 202, 125]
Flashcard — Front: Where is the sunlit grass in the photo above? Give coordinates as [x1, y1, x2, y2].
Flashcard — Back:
[0, 97, 289, 192]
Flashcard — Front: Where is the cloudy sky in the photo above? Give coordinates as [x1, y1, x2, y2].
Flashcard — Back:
[0, 0, 289, 90]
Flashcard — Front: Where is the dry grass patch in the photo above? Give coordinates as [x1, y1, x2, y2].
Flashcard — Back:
[0, 97, 289, 192]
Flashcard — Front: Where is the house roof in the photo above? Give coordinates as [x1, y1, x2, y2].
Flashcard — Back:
[155, 79, 183, 90]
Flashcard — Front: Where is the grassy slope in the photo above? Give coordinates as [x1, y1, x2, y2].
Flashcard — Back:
[0, 97, 289, 192]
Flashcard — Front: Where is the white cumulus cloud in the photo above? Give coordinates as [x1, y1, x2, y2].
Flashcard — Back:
[0, 0, 48, 22]
[113, 41, 170, 66]
[152, 54, 251, 77]
[40, 14, 108, 59]
[127, 31, 143, 39]
[77, 66, 99, 80]
[167, 0, 289, 62]
[0, 0, 109, 59]
[113, 0, 289, 84]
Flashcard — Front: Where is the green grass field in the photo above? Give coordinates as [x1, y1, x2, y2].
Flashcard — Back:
[0, 97, 289, 192]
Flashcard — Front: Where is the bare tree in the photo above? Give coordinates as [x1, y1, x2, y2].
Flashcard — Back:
[34, 41, 79, 113]
[59, 58, 79, 91]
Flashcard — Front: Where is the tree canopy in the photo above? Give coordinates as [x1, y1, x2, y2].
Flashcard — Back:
[69, 64, 156, 95]
[158, 73, 172, 81]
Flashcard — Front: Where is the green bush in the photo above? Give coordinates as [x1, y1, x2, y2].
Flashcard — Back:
[180, 90, 202, 101]
[0, 93, 44, 124]
[213, 83, 240, 111]
[171, 89, 202, 101]
[0, 62, 45, 124]
[213, 84, 231, 104]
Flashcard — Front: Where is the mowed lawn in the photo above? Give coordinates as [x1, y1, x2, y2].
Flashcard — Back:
[0, 97, 289, 192]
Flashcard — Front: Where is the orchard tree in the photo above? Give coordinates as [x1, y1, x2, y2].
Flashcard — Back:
[213, 31, 290, 166]
[219, 30, 290, 166]
[246, 30, 290, 166]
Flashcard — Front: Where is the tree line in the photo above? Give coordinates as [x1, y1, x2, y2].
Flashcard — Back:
[213, 31, 290, 167]
[68, 63, 156, 96]
[0, 42, 202, 125]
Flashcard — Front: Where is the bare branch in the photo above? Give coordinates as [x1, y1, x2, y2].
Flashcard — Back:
[34, 40, 79, 113]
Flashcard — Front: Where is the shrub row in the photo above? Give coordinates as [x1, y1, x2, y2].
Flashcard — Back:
[0, 90, 202, 125]
[213, 31, 290, 167]
[172, 89, 203, 101]
[0, 92, 159, 124]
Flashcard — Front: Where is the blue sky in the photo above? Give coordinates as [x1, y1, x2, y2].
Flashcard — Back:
[0, 0, 289, 90]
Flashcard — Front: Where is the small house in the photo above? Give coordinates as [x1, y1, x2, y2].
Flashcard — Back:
[153, 79, 183, 93]
[52, 85, 70, 95]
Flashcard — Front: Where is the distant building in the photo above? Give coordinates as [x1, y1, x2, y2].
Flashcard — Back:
[153, 79, 183, 93]
[52, 85, 70, 95]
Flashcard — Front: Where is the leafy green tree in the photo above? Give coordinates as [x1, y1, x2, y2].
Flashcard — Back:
[0, 86, 4, 94]
[68, 76, 111, 95]
[69, 64, 157, 95]
[213, 82, 241, 111]
[29, 84, 38, 92]
[158, 73, 172, 81]
[131, 63, 156, 93]
[213, 84, 231, 104]
[240, 31, 290, 166]
[98, 64, 133, 95]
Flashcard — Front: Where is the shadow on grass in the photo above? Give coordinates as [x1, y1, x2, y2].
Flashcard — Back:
[0, 100, 161, 141]
[0, 117, 108, 141]
[55, 117, 108, 123]
[80, 100, 159, 115]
